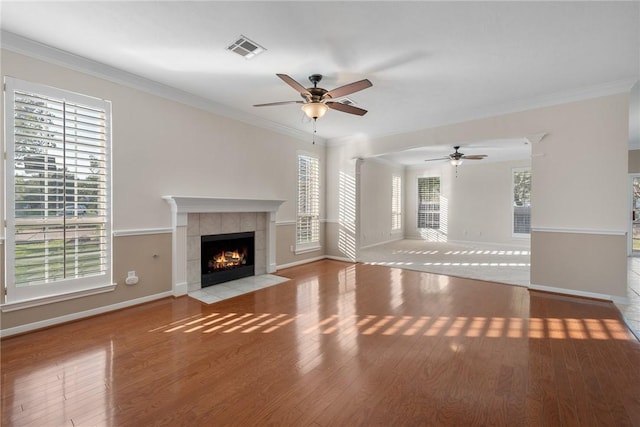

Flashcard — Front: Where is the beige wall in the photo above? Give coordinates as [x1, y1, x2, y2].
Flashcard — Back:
[1, 233, 172, 332]
[629, 149, 640, 173]
[275, 222, 326, 268]
[324, 222, 344, 259]
[1, 48, 326, 334]
[531, 231, 626, 298]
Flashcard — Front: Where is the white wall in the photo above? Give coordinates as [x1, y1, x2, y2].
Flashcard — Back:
[324, 145, 359, 260]
[531, 96, 628, 231]
[405, 159, 531, 245]
[0, 49, 324, 232]
[359, 158, 404, 248]
[330, 94, 628, 235]
[326, 93, 630, 299]
[630, 81, 640, 149]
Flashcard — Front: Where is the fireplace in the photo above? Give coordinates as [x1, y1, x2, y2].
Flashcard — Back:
[163, 196, 284, 296]
[201, 231, 255, 287]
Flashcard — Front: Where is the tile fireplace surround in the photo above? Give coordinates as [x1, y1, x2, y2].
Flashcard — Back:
[163, 196, 285, 296]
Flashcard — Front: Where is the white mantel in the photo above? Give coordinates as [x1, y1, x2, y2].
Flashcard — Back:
[163, 196, 285, 296]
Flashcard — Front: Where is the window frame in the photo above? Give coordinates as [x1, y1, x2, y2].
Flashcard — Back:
[512, 167, 532, 237]
[3, 77, 114, 308]
[391, 174, 402, 231]
[295, 152, 321, 253]
[417, 176, 441, 230]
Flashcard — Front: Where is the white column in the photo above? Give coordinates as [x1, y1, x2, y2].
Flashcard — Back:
[173, 212, 189, 296]
[267, 211, 277, 273]
[165, 196, 189, 296]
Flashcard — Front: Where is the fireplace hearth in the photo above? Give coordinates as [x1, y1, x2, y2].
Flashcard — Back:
[201, 231, 255, 287]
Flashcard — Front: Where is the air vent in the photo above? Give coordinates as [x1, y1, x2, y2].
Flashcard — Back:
[338, 97, 356, 106]
[227, 35, 266, 59]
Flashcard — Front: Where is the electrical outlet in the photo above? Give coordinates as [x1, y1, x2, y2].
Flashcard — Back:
[125, 271, 139, 285]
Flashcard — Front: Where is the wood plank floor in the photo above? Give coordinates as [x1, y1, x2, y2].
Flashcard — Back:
[2, 260, 640, 426]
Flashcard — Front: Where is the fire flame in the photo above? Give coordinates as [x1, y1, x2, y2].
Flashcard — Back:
[211, 250, 245, 270]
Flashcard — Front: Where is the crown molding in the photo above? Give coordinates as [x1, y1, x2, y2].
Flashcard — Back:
[1, 31, 325, 145]
[326, 78, 637, 146]
[2, 31, 631, 149]
[481, 78, 637, 117]
[359, 155, 406, 168]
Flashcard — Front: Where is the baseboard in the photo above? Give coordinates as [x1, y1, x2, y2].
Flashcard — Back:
[276, 255, 356, 270]
[447, 238, 530, 249]
[532, 226, 626, 236]
[528, 283, 628, 303]
[359, 236, 404, 250]
[174, 281, 189, 297]
[325, 255, 354, 263]
[276, 255, 328, 270]
[402, 236, 530, 249]
[0, 291, 174, 338]
[612, 295, 632, 305]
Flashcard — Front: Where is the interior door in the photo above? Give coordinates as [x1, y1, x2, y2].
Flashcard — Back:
[632, 175, 640, 256]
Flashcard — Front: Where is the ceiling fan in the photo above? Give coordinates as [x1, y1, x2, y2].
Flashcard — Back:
[254, 73, 372, 120]
[425, 146, 488, 166]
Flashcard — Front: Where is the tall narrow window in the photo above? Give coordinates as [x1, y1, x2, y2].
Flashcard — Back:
[392, 174, 402, 231]
[5, 78, 112, 304]
[417, 177, 440, 229]
[513, 168, 532, 235]
[296, 154, 320, 250]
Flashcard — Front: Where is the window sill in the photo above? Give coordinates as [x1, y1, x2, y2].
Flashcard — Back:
[1, 283, 117, 312]
[295, 244, 322, 255]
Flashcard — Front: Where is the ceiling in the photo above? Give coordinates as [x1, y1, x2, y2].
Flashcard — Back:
[1, 1, 638, 164]
[375, 137, 534, 167]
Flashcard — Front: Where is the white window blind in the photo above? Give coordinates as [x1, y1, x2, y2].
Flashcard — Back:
[297, 154, 320, 247]
[5, 78, 112, 303]
[392, 174, 402, 230]
[513, 168, 531, 235]
[417, 177, 440, 229]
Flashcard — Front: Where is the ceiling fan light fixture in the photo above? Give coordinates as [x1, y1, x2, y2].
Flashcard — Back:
[450, 158, 464, 166]
[301, 102, 328, 119]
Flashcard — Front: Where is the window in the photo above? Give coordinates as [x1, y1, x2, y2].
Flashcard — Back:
[392, 174, 402, 231]
[513, 168, 531, 235]
[417, 177, 440, 229]
[296, 154, 320, 250]
[4, 78, 112, 305]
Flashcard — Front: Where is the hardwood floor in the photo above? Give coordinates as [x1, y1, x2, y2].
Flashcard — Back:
[2, 259, 639, 426]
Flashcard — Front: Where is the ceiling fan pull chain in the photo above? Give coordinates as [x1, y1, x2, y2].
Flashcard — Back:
[312, 118, 317, 144]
